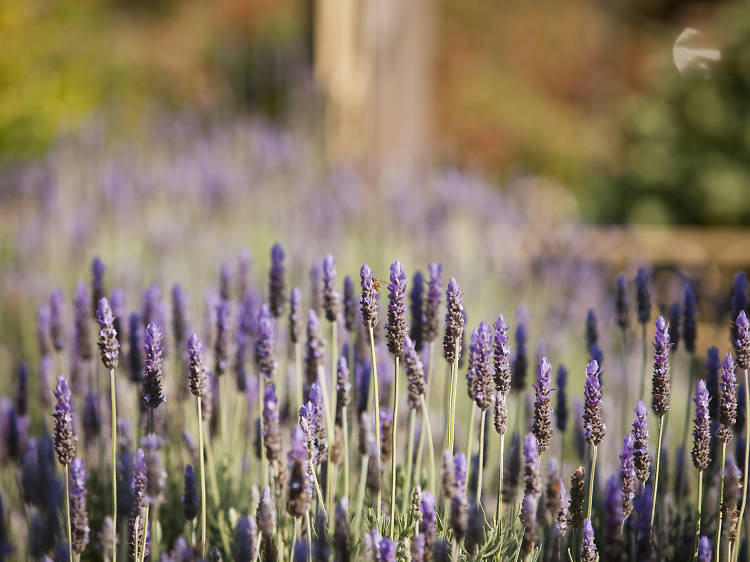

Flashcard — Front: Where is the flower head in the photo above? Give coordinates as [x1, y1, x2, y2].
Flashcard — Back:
[581, 519, 597, 562]
[343, 276, 357, 334]
[409, 271, 426, 352]
[255, 305, 277, 379]
[386, 260, 408, 356]
[467, 321, 494, 410]
[683, 284, 697, 354]
[511, 306, 528, 392]
[620, 434, 636, 519]
[443, 278, 464, 364]
[304, 310, 326, 393]
[615, 274, 629, 330]
[632, 400, 650, 482]
[96, 298, 119, 370]
[142, 323, 166, 408]
[182, 465, 197, 521]
[556, 365, 568, 432]
[360, 264, 380, 329]
[583, 360, 605, 445]
[423, 262, 442, 344]
[268, 243, 286, 318]
[692, 379, 711, 470]
[494, 391, 508, 435]
[735, 310, 750, 370]
[262, 384, 281, 462]
[50, 289, 65, 352]
[69, 458, 90, 553]
[635, 267, 650, 325]
[187, 334, 208, 398]
[404, 336, 426, 410]
[53, 376, 76, 466]
[289, 286, 303, 346]
[74, 281, 93, 361]
[322, 254, 340, 323]
[532, 357, 554, 451]
[652, 316, 671, 416]
[493, 314, 511, 393]
[567, 465, 585, 530]
[718, 352, 738, 443]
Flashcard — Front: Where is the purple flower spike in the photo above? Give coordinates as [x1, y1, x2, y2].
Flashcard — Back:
[69, 458, 90, 553]
[467, 321, 493, 410]
[360, 264, 380, 330]
[581, 518, 597, 562]
[735, 311, 749, 370]
[287, 425, 312, 518]
[91, 257, 106, 317]
[707, 347, 720, 420]
[583, 360, 605, 446]
[443, 278, 464, 364]
[523, 433, 541, 496]
[635, 267, 650, 325]
[187, 334, 208, 398]
[289, 286, 303, 346]
[262, 384, 281, 462]
[322, 254, 340, 323]
[697, 536, 711, 562]
[37, 303, 52, 357]
[632, 400, 650, 483]
[731, 272, 748, 344]
[404, 336, 425, 410]
[620, 434, 636, 519]
[53, 375, 77, 466]
[96, 298, 119, 370]
[718, 352, 738, 443]
[532, 357, 553, 451]
[511, 306, 528, 392]
[214, 297, 231, 377]
[409, 271, 425, 352]
[300, 382, 327, 466]
[74, 281, 93, 361]
[386, 260, 407, 356]
[423, 262, 442, 344]
[182, 465, 197, 521]
[50, 289, 66, 352]
[652, 316, 671, 416]
[343, 276, 357, 334]
[602, 476, 623, 560]
[692, 379, 711, 470]
[450, 453, 468, 542]
[269, 243, 286, 318]
[493, 314, 511, 394]
[683, 284, 698, 354]
[585, 308, 598, 349]
[615, 274, 629, 330]
[379, 537, 396, 562]
[142, 323, 166, 409]
[304, 310, 326, 392]
[255, 305, 277, 379]
[668, 302, 681, 352]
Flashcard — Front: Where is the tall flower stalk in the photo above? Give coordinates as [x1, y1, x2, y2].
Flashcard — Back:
[650, 315, 671, 530]
[615, 274, 630, 434]
[386, 260, 407, 537]
[733, 311, 749, 562]
[466, 321, 493, 505]
[492, 314, 511, 523]
[187, 334, 208, 557]
[717, 352, 737, 562]
[97, 298, 120, 562]
[53, 375, 77, 562]
[360, 264, 381, 523]
[322, 254, 340, 520]
[444, 278, 465, 456]
[402, 336, 427, 510]
[691, 379, 710, 561]
[583, 359, 605, 520]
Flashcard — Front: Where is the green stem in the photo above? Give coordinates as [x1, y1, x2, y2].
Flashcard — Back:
[477, 409, 486, 505]
[139, 505, 150, 562]
[447, 337, 460, 455]
[197, 398, 207, 558]
[620, 328, 628, 436]
[681, 355, 696, 459]
[389, 355, 400, 539]
[420, 395, 436, 494]
[650, 415, 665, 531]
[496, 431, 505, 526]
[401, 408, 416, 513]
[586, 445, 598, 520]
[109, 368, 118, 562]
[305, 511, 313, 562]
[343, 407, 350, 498]
[65, 464, 73, 562]
[733, 369, 750, 562]
[693, 470, 703, 562]
[465, 405, 477, 486]
[716, 442, 727, 561]
[369, 327, 381, 524]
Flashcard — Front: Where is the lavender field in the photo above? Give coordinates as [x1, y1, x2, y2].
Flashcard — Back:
[0, 114, 748, 562]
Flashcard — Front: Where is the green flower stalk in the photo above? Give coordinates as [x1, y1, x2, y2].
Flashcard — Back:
[187, 334, 209, 557]
[443, 278, 465, 456]
[583, 360, 605, 520]
[97, 297, 120, 562]
[733, 311, 749, 562]
[650, 316, 671, 531]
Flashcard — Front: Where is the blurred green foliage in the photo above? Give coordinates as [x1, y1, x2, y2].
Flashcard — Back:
[591, 1, 750, 225]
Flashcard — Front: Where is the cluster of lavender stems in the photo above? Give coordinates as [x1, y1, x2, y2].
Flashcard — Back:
[5, 248, 750, 561]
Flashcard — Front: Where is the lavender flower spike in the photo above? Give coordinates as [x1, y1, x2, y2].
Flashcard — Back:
[467, 321, 493, 410]
[443, 278, 464, 364]
[620, 434, 636, 519]
[423, 262, 442, 344]
[718, 353, 738, 443]
[635, 267, 650, 325]
[289, 286, 303, 346]
[304, 310, 326, 392]
[581, 519, 597, 562]
[96, 298, 119, 370]
[409, 271, 425, 352]
[449, 453, 468, 542]
[50, 289, 66, 352]
[322, 254, 340, 323]
[386, 260, 407, 356]
[360, 264, 380, 330]
[53, 375, 77, 466]
[74, 281, 93, 361]
[652, 315, 672, 416]
[255, 305, 277, 379]
[583, 360, 605, 446]
[403, 336, 425, 410]
[615, 274, 629, 330]
[683, 284, 697, 355]
[187, 334, 208, 398]
[632, 400, 650, 483]
[532, 357, 553, 452]
[692, 379, 711, 470]
[142, 323, 166, 409]
[523, 433, 541, 496]
[556, 365, 568, 432]
[182, 465, 198, 521]
[697, 536, 711, 562]
[69, 458, 90, 554]
[262, 384, 281, 463]
[343, 276, 357, 334]
[268, 243, 286, 318]
[493, 314, 511, 394]
[736, 310, 750, 371]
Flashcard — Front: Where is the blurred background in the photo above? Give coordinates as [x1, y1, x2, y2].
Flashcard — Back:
[2, 0, 750, 226]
